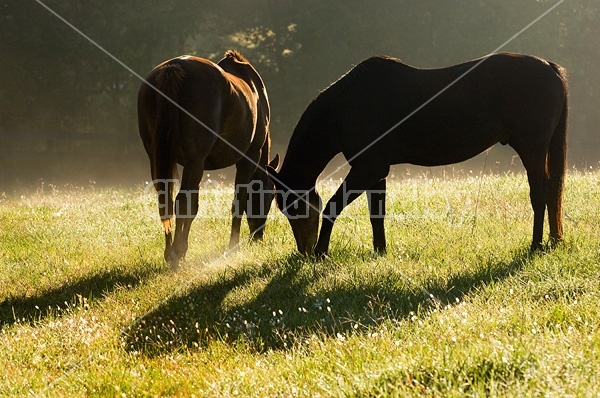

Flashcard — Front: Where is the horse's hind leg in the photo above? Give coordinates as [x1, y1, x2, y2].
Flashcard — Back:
[170, 164, 203, 267]
[367, 178, 387, 254]
[147, 156, 175, 263]
[522, 154, 549, 251]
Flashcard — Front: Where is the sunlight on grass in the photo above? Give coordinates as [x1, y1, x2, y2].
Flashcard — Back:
[1, 171, 599, 396]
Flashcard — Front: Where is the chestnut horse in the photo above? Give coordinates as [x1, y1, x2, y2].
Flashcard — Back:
[139, 50, 279, 267]
[268, 53, 568, 256]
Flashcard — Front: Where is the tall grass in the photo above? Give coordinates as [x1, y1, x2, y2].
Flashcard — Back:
[1, 171, 599, 396]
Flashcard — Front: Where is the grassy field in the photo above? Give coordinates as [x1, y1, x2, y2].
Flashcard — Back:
[1, 170, 599, 397]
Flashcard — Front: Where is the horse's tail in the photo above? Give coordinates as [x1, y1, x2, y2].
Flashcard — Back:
[547, 62, 568, 244]
[153, 61, 185, 233]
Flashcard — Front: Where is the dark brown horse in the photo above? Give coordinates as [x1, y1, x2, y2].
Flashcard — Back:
[138, 50, 279, 267]
[268, 52, 568, 256]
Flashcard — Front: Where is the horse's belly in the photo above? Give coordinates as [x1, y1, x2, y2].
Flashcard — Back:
[407, 145, 492, 166]
[392, 130, 502, 167]
[203, 144, 249, 169]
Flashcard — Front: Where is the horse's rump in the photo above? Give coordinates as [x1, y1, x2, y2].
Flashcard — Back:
[138, 51, 275, 266]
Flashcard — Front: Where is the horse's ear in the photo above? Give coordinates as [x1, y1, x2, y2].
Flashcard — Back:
[269, 154, 280, 170]
[266, 165, 281, 188]
[266, 165, 278, 178]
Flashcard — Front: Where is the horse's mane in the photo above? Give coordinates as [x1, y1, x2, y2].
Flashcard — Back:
[312, 56, 393, 105]
[291, 55, 402, 137]
[224, 49, 249, 63]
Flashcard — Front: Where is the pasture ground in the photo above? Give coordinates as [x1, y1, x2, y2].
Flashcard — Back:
[1, 170, 599, 397]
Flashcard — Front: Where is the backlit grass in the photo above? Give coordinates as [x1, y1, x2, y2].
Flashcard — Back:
[1, 171, 599, 396]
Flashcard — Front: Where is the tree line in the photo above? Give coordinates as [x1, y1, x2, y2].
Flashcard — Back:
[1, 0, 598, 172]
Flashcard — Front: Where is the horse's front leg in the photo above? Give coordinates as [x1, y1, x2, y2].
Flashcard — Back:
[229, 190, 245, 249]
[229, 155, 259, 250]
[315, 164, 389, 257]
[367, 178, 387, 254]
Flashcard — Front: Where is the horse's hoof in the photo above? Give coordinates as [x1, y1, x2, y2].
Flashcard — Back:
[373, 235, 387, 255]
[166, 251, 182, 270]
[374, 246, 387, 256]
[529, 242, 543, 253]
[314, 248, 328, 260]
[225, 248, 238, 256]
[250, 234, 264, 243]
[549, 236, 563, 249]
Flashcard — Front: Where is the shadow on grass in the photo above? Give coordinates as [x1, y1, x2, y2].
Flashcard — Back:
[122, 246, 535, 356]
[0, 261, 164, 328]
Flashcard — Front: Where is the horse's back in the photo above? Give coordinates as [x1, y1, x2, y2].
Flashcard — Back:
[140, 55, 227, 124]
[301, 52, 567, 166]
[139, 55, 266, 168]
[333, 52, 566, 120]
[154, 56, 227, 104]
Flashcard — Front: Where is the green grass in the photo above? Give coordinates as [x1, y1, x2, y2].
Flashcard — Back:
[1, 171, 599, 397]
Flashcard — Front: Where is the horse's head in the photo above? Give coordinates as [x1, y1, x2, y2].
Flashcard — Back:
[246, 155, 280, 240]
[267, 166, 322, 255]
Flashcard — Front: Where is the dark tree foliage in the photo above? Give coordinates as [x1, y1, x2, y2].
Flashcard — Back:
[0, 0, 598, 184]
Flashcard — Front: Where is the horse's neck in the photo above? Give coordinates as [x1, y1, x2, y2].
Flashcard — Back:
[280, 126, 337, 190]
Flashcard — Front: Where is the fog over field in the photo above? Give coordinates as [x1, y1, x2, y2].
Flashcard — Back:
[1, 1, 598, 188]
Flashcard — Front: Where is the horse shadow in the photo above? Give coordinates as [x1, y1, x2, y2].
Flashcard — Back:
[0, 260, 163, 328]
[122, 247, 533, 356]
